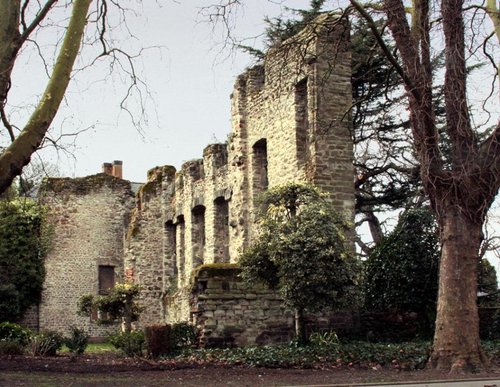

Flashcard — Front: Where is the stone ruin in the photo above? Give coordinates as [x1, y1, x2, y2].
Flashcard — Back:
[29, 13, 355, 345]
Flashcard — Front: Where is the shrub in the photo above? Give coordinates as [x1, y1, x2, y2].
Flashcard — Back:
[309, 330, 340, 348]
[0, 322, 32, 345]
[65, 326, 89, 355]
[363, 208, 439, 339]
[28, 330, 64, 356]
[482, 309, 500, 340]
[78, 283, 142, 333]
[108, 330, 145, 357]
[0, 340, 24, 356]
[170, 322, 198, 349]
[145, 325, 171, 358]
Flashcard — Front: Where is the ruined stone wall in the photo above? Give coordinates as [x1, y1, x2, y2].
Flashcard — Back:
[227, 12, 353, 244]
[124, 166, 176, 326]
[124, 12, 354, 329]
[191, 266, 293, 347]
[38, 175, 134, 336]
[191, 266, 358, 347]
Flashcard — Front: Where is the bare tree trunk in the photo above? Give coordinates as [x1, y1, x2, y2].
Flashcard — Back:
[0, 1, 21, 105]
[123, 302, 132, 334]
[430, 205, 488, 371]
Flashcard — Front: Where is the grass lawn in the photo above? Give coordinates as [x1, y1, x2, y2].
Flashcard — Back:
[60, 342, 117, 354]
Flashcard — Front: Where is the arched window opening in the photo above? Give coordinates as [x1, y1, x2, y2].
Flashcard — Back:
[192, 205, 206, 267]
[214, 197, 230, 263]
[165, 220, 177, 276]
[252, 138, 268, 199]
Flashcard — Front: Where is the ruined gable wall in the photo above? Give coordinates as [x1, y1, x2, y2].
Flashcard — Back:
[39, 175, 134, 336]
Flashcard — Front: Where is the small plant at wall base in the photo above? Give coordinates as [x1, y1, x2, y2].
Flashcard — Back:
[78, 283, 143, 333]
[65, 326, 89, 357]
[0, 322, 33, 356]
[108, 330, 145, 357]
[240, 183, 360, 344]
[28, 330, 64, 356]
[0, 322, 32, 345]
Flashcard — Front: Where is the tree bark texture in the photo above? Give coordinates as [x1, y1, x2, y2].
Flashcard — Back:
[430, 206, 487, 371]
[375, 0, 500, 372]
[0, 1, 21, 105]
[0, 0, 93, 194]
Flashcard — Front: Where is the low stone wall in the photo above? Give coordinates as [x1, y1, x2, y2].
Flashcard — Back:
[190, 265, 358, 347]
[191, 265, 292, 347]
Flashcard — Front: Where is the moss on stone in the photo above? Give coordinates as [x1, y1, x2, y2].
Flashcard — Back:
[191, 263, 241, 283]
[40, 174, 132, 196]
[138, 165, 176, 199]
[125, 207, 140, 241]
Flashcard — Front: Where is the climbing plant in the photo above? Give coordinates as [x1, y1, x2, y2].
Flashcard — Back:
[0, 199, 49, 322]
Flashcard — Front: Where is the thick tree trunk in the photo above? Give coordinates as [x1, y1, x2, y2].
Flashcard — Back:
[429, 205, 488, 372]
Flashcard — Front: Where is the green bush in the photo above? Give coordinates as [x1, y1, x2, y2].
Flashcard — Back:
[108, 330, 145, 357]
[0, 340, 24, 356]
[170, 322, 198, 349]
[65, 326, 89, 355]
[0, 322, 32, 345]
[482, 340, 500, 358]
[363, 208, 439, 338]
[483, 309, 500, 340]
[28, 330, 64, 356]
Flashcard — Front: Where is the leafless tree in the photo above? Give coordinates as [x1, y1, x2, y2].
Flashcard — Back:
[0, 0, 152, 193]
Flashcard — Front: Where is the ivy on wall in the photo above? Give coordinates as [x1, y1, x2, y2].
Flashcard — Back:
[0, 199, 50, 322]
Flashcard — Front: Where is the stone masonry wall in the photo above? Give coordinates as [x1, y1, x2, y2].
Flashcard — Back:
[124, 13, 354, 333]
[38, 175, 134, 336]
[124, 166, 176, 326]
[191, 266, 358, 347]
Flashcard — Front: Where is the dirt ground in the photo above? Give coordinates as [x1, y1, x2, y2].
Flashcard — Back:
[1, 353, 499, 386]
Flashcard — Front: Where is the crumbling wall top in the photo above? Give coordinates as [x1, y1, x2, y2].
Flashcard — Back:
[41, 174, 133, 197]
[181, 159, 204, 181]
